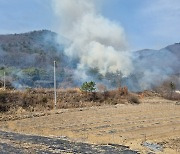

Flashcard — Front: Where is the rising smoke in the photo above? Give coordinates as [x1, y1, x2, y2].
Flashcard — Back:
[51, 0, 180, 91]
[52, 0, 133, 77]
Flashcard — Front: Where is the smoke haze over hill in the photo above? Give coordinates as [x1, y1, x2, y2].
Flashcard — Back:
[0, 30, 179, 91]
[0, 0, 179, 91]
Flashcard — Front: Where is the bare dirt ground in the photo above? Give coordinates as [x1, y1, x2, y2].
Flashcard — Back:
[0, 96, 180, 153]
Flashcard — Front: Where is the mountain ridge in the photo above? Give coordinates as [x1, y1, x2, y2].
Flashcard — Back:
[0, 30, 179, 90]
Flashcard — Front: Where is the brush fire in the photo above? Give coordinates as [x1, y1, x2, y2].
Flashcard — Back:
[0, 0, 180, 153]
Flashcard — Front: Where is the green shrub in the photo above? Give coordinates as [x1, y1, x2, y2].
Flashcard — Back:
[80, 81, 96, 93]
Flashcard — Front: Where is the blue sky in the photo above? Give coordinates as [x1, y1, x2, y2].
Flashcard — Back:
[0, 0, 54, 34]
[0, 0, 180, 50]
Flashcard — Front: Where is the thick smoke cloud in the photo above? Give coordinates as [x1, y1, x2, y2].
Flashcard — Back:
[52, 0, 180, 91]
[52, 0, 133, 76]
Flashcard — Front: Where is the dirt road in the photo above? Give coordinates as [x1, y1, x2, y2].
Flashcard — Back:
[0, 97, 180, 153]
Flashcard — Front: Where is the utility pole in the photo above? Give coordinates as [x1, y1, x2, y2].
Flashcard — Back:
[3, 71, 6, 90]
[54, 61, 57, 109]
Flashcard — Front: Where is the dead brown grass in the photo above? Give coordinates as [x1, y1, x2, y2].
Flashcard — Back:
[128, 95, 141, 104]
[0, 88, 143, 113]
[0, 89, 54, 113]
[153, 79, 180, 101]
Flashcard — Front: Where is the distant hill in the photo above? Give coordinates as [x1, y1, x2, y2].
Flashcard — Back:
[0, 30, 179, 90]
[129, 43, 180, 91]
[0, 30, 75, 88]
[0, 30, 65, 68]
[165, 43, 180, 60]
[133, 43, 180, 74]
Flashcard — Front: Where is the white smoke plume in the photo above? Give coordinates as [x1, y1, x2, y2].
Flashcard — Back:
[52, 0, 133, 76]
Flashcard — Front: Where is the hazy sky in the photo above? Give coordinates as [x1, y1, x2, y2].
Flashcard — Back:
[0, 0, 180, 50]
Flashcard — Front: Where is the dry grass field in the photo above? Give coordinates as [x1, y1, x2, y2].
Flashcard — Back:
[0, 95, 180, 153]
